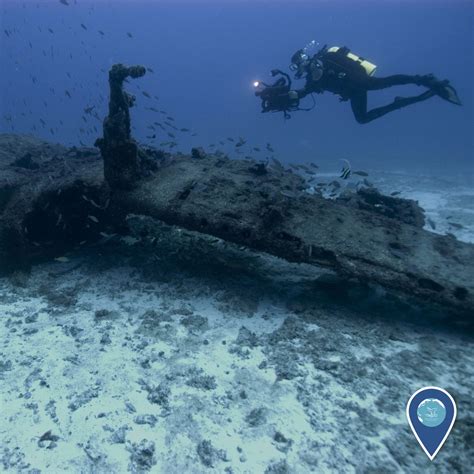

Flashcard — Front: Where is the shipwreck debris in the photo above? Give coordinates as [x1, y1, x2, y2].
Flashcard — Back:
[0, 64, 473, 316]
[94, 64, 146, 189]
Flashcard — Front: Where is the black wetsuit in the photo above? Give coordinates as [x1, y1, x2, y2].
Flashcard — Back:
[297, 48, 436, 124]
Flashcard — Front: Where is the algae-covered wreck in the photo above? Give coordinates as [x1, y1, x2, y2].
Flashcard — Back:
[1, 64, 473, 316]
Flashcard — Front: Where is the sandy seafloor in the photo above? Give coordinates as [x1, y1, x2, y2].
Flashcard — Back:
[1, 171, 473, 474]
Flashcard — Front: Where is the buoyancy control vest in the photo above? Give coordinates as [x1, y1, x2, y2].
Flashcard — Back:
[321, 46, 377, 79]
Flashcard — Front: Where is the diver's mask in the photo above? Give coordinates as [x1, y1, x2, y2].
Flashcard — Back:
[289, 49, 310, 79]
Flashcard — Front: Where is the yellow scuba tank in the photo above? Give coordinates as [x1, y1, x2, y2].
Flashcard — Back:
[327, 46, 377, 76]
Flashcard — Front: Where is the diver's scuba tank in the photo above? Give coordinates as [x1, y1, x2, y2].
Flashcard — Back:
[326, 46, 377, 76]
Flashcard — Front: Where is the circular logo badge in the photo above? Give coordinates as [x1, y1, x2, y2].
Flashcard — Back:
[417, 398, 446, 427]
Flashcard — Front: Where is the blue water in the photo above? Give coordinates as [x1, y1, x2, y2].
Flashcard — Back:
[1, 0, 473, 175]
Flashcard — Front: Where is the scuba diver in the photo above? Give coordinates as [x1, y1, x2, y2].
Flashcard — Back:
[254, 41, 461, 123]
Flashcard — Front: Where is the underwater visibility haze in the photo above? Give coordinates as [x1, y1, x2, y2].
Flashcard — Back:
[1, 0, 473, 174]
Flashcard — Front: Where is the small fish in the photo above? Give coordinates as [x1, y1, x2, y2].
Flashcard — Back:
[340, 159, 351, 180]
[54, 256, 69, 263]
[253, 147, 261, 152]
[147, 67, 154, 73]
[59, 0, 69, 5]
[352, 170, 369, 177]
[180, 128, 190, 132]
[270, 158, 285, 172]
[340, 168, 351, 179]
[427, 218, 436, 230]
[87, 215, 99, 223]
[310, 163, 319, 169]
[390, 191, 401, 196]
[48, 28, 54, 34]
[65, 90, 72, 98]
[142, 91, 151, 98]
[98, 30, 105, 36]
[127, 32, 133, 38]
[82, 194, 102, 209]
[449, 222, 464, 229]
[266, 143, 274, 152]
[280, 190, 298, 198]
[227, 137, 234, 142]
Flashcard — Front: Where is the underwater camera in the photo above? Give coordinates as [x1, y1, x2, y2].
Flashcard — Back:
[254, 69, 300, 119]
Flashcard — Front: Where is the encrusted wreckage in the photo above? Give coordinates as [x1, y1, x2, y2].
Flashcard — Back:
[0, 64, 473, 316]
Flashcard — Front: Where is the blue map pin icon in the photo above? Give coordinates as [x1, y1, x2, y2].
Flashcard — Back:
[406, 386, 456, 461]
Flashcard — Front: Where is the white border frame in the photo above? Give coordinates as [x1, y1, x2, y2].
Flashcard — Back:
[406, 386, 457, 461]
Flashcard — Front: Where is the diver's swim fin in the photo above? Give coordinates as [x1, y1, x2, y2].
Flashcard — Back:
[434, 81, 462, 106]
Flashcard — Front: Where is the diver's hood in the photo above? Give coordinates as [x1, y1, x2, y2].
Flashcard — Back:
[290, 49, 306, 66]
[290, 41, 319, 78]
